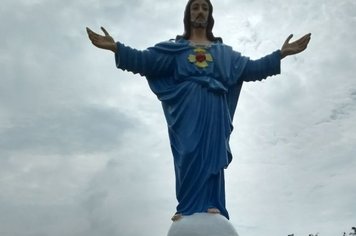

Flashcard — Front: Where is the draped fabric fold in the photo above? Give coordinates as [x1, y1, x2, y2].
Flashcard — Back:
[115, 38, 280, 219]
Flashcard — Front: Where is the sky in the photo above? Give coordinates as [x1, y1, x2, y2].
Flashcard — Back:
[0, 0, 355, 236]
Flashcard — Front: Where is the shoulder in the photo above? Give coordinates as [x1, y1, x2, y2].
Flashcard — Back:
[212, 42, 238, 55]
[149, 39, 191, 54]
[210, 41, 231, 49]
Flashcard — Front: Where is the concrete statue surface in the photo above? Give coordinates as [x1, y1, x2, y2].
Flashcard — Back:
[167, 213, 239, 236]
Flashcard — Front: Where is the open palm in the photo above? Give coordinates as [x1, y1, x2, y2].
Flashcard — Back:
[281, 33, 311, 59]
[86, 27, 116, 52]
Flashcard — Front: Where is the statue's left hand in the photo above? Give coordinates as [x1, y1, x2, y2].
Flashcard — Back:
[281, 33, 311, 59]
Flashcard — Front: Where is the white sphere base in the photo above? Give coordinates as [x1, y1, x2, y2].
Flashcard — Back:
[167, 213, 239, 236]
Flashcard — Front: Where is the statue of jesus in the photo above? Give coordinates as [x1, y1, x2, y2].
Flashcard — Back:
[86, 0, 311, 222]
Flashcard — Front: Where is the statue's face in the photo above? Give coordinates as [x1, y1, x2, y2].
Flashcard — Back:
[190, 0, 209, 28]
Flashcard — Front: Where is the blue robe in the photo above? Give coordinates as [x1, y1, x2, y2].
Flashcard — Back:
[115, 38, 281, 219]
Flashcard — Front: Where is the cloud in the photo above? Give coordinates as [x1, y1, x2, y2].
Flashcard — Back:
[1, 0, 356, 236]
[0, 104, 137, 155]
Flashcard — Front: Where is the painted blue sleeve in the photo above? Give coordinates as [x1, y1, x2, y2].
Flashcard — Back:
[115, 42, 174, 78]
[240, 50, 281, 82]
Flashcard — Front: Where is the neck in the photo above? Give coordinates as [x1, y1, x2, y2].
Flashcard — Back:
[189, 27, 209, 43]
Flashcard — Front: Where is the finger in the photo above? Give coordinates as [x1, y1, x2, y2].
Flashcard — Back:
[297, 35, 311, 46]
[87, 31, 98, 40]
[87, 28, 102, 38]
[300, 33, 311, 42]
[86, 27, 99, 37]
[86, 27, 94, 37]
[101, 26, 109, 36]
[298, 37, 310, 51]
[302, 36, 311, 48]
[292, 34, 309, 45]
[87, 29, 95, 38]
[285, 34, 293, 44]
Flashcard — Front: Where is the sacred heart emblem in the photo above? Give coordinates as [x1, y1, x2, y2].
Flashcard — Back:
[188, 48, 213, 68]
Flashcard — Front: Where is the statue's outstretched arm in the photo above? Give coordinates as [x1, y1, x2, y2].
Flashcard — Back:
[86, 26, 117, 53]
[280, 33, 312, 59]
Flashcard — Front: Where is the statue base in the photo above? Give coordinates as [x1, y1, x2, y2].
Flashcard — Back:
[167, 213, 239, 236]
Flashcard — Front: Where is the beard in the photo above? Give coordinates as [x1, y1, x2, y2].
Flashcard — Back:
[191, 16, 208, 28]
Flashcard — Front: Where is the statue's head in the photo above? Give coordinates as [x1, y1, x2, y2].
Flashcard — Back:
[176, 0, 222, 43]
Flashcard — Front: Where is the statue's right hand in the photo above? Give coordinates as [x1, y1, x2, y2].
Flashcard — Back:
[86, 27, 117, 53]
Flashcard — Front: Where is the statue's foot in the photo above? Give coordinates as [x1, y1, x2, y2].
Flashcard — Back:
[171, 213, 183, 222]
[207, 208, 220, 214]
[171, 208, 220, 221]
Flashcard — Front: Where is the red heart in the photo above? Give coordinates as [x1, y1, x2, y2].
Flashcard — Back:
[196, 53, 206, 62]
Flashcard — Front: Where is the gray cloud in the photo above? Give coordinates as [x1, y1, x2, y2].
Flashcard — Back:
[0, 104, 137, 155]
[1, 0, 356, 236]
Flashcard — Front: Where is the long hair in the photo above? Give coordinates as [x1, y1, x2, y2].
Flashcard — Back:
[176, 0, 223, 43]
